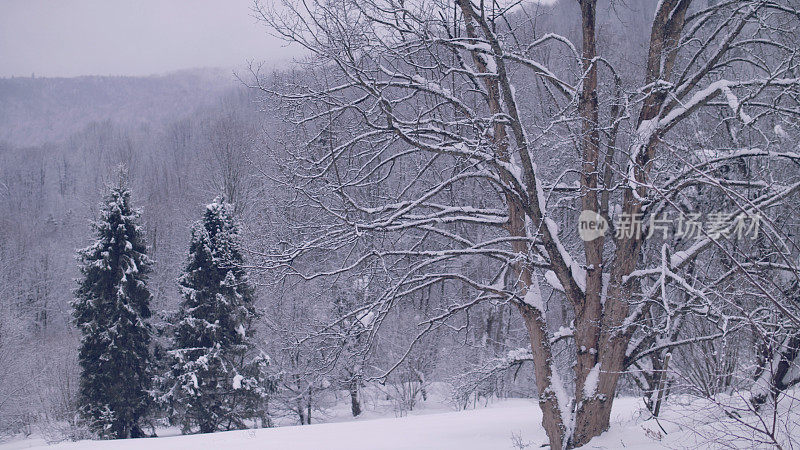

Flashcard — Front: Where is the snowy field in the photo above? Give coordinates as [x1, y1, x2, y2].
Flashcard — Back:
[4, 390, 795, 450]
[0, 398, 649, 450]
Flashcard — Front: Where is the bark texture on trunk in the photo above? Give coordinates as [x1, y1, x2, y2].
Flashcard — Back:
[570, 1, 691, 447]
[518, 288, 566, 450]
[454, 3, 569, 446]
[454, 0, 696, 446]
[571, 0, 605, 445]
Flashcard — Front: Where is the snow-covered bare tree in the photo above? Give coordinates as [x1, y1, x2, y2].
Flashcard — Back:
[256, 0, 800, 447]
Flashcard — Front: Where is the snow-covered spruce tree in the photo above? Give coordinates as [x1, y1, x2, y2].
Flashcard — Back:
[73, 182, 154, 439]
[163, 198, 273, 434]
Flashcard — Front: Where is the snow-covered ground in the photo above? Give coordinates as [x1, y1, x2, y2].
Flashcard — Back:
[2, 389, 796, 449]
[0, 398, 644, 450]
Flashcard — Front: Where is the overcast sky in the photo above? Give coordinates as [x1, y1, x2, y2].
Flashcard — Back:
[0, 0, 296, 78]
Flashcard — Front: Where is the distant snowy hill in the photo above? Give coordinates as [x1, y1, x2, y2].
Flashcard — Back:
[0, 69, 238, 146]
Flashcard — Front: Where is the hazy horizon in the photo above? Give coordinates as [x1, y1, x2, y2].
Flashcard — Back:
[0, 0, 295, 78]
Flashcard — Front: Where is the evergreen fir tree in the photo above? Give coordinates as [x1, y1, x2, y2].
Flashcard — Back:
[73, 181, 154, 439]
[163, 198, 274, 434]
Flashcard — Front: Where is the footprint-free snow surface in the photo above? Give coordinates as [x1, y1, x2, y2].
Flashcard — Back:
[2, 395, 795, 449]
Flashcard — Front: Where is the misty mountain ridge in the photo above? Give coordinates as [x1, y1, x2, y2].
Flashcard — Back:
[0, 68, 242, 147]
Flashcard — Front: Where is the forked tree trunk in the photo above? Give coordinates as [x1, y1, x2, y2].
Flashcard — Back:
[571, 0, 607, 444]
[569, 0, 690, 446]
[570, 283, 632, 446]
[456, 0, 690, 446]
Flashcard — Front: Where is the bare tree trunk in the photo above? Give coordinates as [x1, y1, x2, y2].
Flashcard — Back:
[349, 377, 362, 417]
[306, 388, 312, 425]
[571, 1, 691, 445]
[517, 278, 566, 450]
[752, 332, 800, 409]
[571, 0, 605, 445]
[652, 353, 671, 418]
[297, 394, 306, 425]
[455, 2, 569, 446]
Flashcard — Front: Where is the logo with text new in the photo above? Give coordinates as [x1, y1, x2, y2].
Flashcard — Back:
[578, 210, 608, 242]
